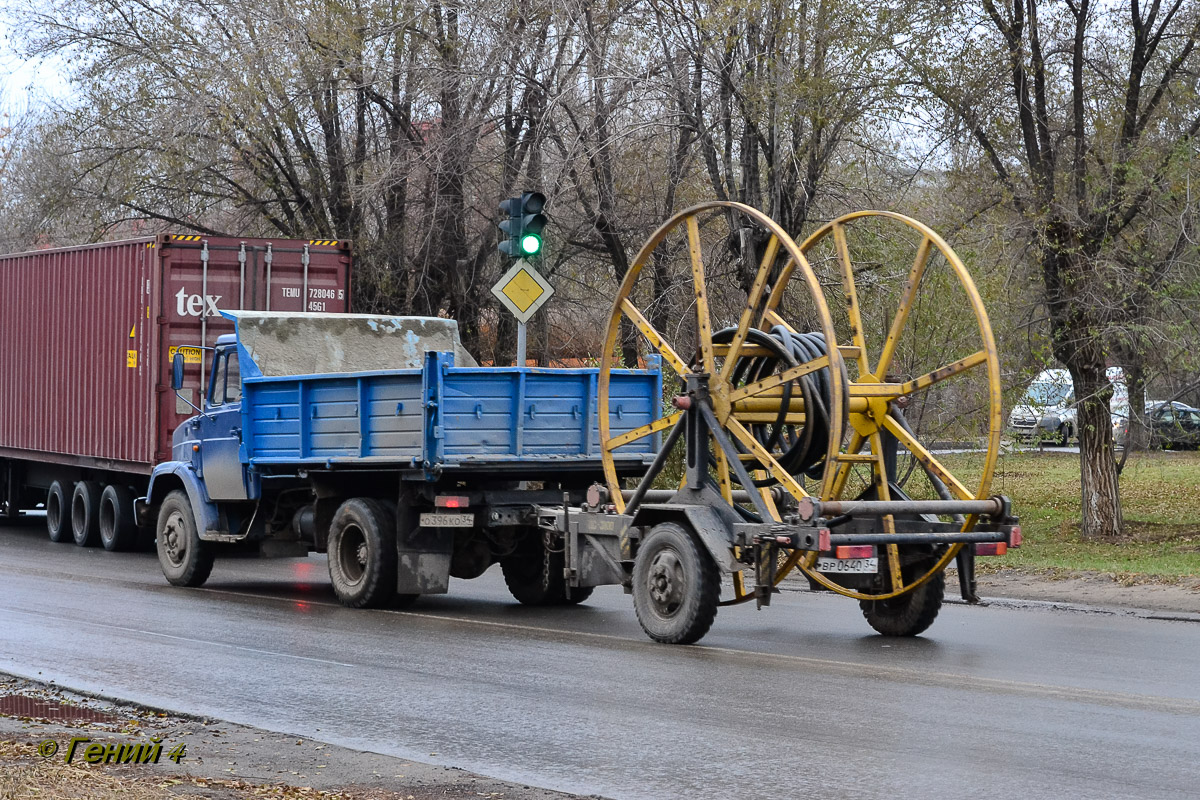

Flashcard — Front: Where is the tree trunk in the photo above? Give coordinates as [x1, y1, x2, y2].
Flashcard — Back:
[1068, 362, 1124, 538]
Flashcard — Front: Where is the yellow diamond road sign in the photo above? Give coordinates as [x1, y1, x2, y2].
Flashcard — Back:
[492, 260, 554, 323]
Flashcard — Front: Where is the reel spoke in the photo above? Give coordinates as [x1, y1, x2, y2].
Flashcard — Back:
[728, 356, 831, 402]
[879, 415, 973, 501]
[685, 216, 717, 376]
[876, 236, 933, 379]
[607, 412, 682, 450]
[833, 222, 871, 375]
[724, 417, 810, 501]
[619, 299, 690, 378]
[719, 236, 782, 381]
[897, 350, 989, 394]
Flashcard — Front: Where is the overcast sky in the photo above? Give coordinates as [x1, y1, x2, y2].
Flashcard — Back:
[0, 14, 69, 113]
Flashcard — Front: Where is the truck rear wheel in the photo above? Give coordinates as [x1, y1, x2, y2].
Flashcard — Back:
[71, 481, 102, 547]
[500, 537, 594, 606]
[46, 481, 72, 543]
[859, 570, 945, 637]
[157, 489, 215, 587]
[99, 484, 138, 551]
[327, 498, 397, 609]
[632, 522, 719, 645]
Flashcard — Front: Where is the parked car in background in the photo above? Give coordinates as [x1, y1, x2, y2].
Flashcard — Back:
[1008, 369, 1076, 445]
[1147, 402, 1200, 449]
[1114, 401, 1200, 449]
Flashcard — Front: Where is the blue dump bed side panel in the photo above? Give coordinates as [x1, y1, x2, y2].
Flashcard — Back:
[241, 354, 661, 471]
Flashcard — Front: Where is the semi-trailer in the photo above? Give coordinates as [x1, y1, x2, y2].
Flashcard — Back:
[0, 235, 351, 549]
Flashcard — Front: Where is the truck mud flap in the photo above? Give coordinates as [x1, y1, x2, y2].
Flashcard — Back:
[396, 525, 452, 595]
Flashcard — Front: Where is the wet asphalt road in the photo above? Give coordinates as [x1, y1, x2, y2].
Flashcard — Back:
[2, 519, 1199, 800]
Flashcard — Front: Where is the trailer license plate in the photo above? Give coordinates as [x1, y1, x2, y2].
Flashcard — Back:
[817, 556, 878, 574]
[419, 512, 474, 528]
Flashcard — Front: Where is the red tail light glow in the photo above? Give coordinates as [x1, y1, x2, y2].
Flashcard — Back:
[835, 545, 876, 559]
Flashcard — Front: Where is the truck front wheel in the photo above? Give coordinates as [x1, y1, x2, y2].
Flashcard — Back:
[327, 498, 397, 609]
[157, 489, 215, 587]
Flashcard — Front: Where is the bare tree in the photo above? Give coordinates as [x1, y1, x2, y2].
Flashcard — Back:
[906, 0, 1200, 538]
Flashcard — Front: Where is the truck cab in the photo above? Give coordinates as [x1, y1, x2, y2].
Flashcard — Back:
[177, 335, 251, 502]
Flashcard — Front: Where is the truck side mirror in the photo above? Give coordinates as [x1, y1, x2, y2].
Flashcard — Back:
[171, 352, 185, 390]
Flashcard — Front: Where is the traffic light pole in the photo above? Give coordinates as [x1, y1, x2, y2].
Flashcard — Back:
[496, 191, 547, 367]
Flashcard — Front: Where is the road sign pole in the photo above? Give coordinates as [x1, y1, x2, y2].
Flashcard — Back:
[516, 321, 527, 367]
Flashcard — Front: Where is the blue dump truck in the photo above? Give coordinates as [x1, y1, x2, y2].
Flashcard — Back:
[139, 312, 663, 610]
[141, 309, 1019, 645]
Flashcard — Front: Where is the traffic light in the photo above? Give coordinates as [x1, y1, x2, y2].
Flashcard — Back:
[498, 191, 547, 259]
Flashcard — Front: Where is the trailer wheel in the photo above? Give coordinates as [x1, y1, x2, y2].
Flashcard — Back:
[99, 484, 138, 551]
[157, 489, 215, 587]
[46, 481, 72, 543]
[327, 498, 397, 609]
[632, 522, 719, 645]
[71, 481, 102, 547]
[859, 569, 945, 637]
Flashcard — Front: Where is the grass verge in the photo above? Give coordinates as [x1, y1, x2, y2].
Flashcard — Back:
[958, 449, 1200, 581]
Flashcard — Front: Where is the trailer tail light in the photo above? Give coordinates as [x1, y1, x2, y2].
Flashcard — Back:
[835, 545, 876, 559]
[1008, 526, 1023, 547]
[974, 542, 1008, 556]
[817, 528, 831, 551]
[435, 495, 469, 509]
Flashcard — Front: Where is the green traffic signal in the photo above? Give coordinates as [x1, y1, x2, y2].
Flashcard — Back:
[498, 191, 547, 260]
[520, 233, 542, 255]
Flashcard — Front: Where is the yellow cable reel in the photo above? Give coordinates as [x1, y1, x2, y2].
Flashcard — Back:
[599, 205, 1002, 604]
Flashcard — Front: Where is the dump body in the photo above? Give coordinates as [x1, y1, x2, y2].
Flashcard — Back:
[241, 356, 660, 474]
[0, 236, 351, 476]
[223, 312, 661, 478]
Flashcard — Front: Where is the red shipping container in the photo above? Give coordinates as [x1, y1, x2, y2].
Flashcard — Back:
[0, 235, 351, 478]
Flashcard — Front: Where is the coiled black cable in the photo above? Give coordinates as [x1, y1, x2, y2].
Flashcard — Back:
[709, 325, 836, 487]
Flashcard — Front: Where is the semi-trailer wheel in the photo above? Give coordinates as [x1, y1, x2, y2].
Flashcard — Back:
[327, 498, 397, 609]
[859, 564, 945, 637]
[71, 481, 102, 547]
[157, 489, 215, 587]
[99, 484, 138, 551]
[46, 481, 72, 543]
[632, 522, 719, 645]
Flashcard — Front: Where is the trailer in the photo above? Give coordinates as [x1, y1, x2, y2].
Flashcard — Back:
[0, 235, 351, 550]
[145, 196, 1021, 646]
